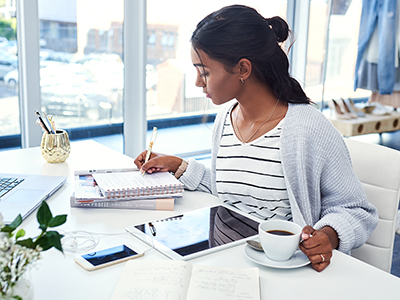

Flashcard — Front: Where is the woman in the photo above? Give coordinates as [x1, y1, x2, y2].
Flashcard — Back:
[134, 5, 378, 272]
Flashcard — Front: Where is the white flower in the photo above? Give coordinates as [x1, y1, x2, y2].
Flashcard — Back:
[0, 213, 6, 243]
[0, 231, 41, 296]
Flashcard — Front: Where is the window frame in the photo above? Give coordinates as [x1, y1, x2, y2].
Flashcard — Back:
[10, 0, 311, 155]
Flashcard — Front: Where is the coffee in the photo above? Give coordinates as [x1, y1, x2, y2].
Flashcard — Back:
[259, 220, 302, 261]
[266, 230, 294, 236]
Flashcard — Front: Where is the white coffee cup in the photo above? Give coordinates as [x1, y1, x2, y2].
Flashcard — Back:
[258, 220, 302, 261]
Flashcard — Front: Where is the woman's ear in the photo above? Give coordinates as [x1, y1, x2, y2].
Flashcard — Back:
[237, 58, 252, 81]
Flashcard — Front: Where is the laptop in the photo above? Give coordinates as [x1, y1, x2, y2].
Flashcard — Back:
[0, 173, 66, 224]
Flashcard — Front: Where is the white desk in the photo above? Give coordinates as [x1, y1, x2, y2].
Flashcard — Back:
[1, 140, 399, 300]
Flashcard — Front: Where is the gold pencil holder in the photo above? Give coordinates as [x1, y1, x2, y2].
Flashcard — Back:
[40, 129, 71, 163]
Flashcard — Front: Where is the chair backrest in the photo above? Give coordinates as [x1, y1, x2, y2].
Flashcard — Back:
[344, 138, 400, 272]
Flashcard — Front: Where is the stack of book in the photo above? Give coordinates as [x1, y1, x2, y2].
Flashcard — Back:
[70, 168, 184, 211]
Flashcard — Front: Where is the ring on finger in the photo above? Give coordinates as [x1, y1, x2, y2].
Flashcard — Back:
[320, 254, 325, 263]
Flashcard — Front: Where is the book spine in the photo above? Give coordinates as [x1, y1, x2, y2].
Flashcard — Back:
[70, 195, 174, 211]
[75, 193, 182, 203]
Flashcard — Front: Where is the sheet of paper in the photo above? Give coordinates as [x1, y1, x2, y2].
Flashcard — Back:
[186, 265, 260, 300]
[93, 171, 181, 190]
[111, 260, 192, 300]
[92, 171, 183, 198]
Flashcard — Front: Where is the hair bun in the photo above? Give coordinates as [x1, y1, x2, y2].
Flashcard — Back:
[266, 16, 289, 43]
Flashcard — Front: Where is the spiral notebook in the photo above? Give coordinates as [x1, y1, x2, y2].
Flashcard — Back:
[88, 169, 184, 199]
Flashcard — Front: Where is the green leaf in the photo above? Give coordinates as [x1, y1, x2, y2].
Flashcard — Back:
[34, 235, 53, 251]
[15, 229, 25, 240]
[16, 238, 35, 249]
[9, 214, 23, 229]
[35, 231, 64, 252]
[48, 214, 67, 228]
[37, 201, 52, 228]
[0, 214, 23, 233]
[49, 232, 64, 253]
[1, 225, 16, 233]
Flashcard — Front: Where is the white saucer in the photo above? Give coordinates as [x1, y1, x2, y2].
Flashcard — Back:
[243, 245, 310, 269]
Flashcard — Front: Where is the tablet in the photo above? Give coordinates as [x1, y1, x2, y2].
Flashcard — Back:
[125, 205, 260, 260]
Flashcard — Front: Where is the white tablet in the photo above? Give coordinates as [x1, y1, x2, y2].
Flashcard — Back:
[125, 205, 260, 260]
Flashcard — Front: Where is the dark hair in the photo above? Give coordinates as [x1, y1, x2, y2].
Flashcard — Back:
[191, 5, 310, 104]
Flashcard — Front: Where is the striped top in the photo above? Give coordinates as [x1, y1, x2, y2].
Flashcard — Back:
[215, 107, 291, 221]
[180, 103, 378, 254]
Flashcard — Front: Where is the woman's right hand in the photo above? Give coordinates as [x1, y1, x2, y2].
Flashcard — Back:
[134, 151, 183, 175]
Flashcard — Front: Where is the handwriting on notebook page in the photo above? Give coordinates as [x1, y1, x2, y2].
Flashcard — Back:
[187, 265, 259, 300]
[111, 260, 260, 300]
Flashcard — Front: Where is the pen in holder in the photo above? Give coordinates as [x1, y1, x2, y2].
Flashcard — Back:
[40, 129, 71, 163]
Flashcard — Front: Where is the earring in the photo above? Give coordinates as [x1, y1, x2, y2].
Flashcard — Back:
[240, 78, 245, 83]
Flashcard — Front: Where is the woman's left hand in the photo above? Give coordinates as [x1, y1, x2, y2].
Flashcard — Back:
[299, 225, 338, 272]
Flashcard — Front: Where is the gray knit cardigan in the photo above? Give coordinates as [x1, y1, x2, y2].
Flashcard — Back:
[179, 102, 378, 254]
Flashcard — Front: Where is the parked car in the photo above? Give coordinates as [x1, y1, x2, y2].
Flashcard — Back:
[3, 60, 68, 88]
[41, 50, 73, 64]
[41, 82, 113, 121]
[0, 37, 8, 47]
[40, 63, 93, 86]
[0, 49, 17, 79]
[73, 53, 122, 66]
[39, 64, 117, 120]
[3, 61, 117, 120]
[0, 40, 17, 55]
[3, 68, 17, 88]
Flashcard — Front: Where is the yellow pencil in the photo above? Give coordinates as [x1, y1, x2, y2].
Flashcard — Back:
[142, 127, 157, 175]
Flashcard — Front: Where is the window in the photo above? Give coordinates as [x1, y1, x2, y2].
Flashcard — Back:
[39, 0, 124, 143]
[305, 0, 370, 104]
[146, 0, 288, 121]
[0, 1, 376, 152]
[0, 0, 19, 146]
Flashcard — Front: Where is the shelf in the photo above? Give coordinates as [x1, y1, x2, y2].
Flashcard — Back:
[327, 112, 400, 137]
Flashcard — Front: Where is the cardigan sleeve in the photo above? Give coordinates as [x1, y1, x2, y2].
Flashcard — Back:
[178, 158, 214, 195]
[313, 134, 378, 253]
[281, 104, 378, 254]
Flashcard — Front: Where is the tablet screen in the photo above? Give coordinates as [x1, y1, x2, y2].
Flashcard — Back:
[132, 205, 259, 258]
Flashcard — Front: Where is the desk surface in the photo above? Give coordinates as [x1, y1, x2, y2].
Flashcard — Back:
[1, 140, 399, 300]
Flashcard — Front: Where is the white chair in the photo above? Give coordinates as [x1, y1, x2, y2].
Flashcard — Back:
[345, 138, 400, 272]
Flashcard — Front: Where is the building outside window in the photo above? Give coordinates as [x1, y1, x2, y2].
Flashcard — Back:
[0, 0, 372, 151]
